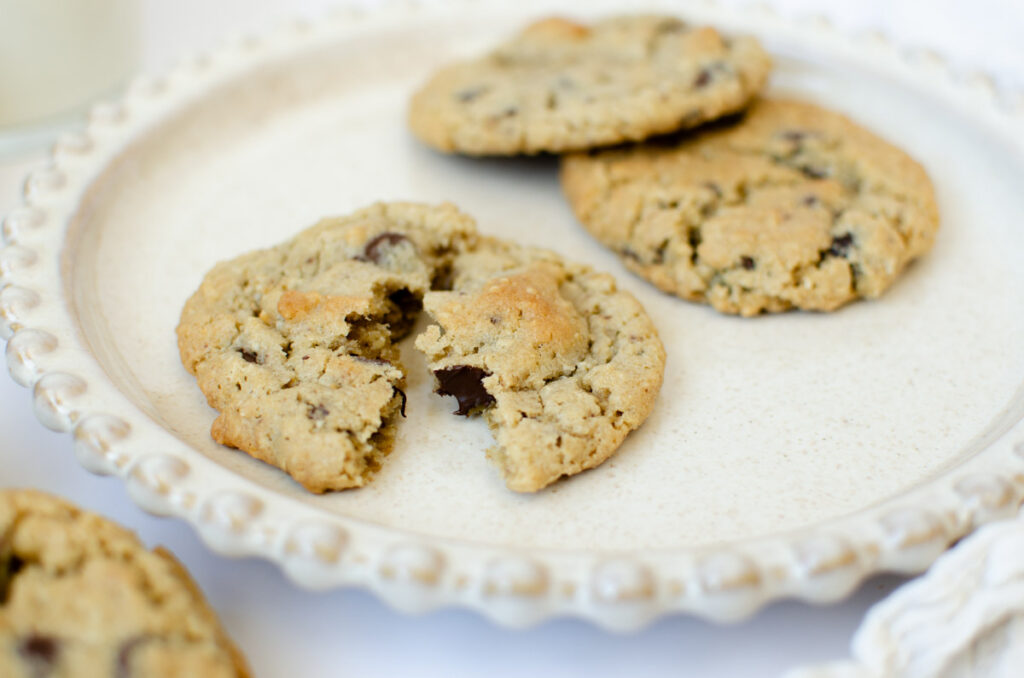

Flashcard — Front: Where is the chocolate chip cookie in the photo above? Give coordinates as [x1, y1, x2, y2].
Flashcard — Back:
[0, 489, 249, 678]
[178, 203, 665, 493]
[409, 14, 771, 155]
[416, 241, 665, 492]
[561, 98, 939, 315]
[178, 203, 474, 493]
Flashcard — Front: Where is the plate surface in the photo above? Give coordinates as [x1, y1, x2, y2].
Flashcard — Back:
[3, 0, 1024, 629]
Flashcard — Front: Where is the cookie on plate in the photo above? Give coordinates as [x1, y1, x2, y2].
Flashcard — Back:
[415, 239, 665, 492]
[178, 203, 665, 493]
[0, 489, 249, 678]
[409, 14, 771, 155]
[178, 203, 475, 493]
[561, 98, 939, 315]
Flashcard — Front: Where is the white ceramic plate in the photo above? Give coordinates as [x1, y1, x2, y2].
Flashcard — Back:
[3, 0, 1024, 630]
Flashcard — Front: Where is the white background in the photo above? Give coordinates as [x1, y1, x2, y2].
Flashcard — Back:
[1, 1, 1022, 676]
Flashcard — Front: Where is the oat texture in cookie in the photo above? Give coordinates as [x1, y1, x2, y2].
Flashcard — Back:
[415, 240, 666, 492]
[177, 203, 475, 493]
[561, 98, 940, 315]
[0, 489, 249, 678]
[409, 14, 771, 155]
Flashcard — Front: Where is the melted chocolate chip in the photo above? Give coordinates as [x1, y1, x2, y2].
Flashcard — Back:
[394, 386, 407, 418]
[740, 256, 756, 270]
[387, 288, 422, 316]
[828, 233, 855, 258]
[1, 553, 24, 603]
[687, 227, 702, 251]
[433, 366, 494, 416]
[431, 264, 455, 292]
[307, 404, 329, 421]
[360, 232, 411, 265]
[238, 348, 260, 364]
[18, 634, 59, 672]
[694, 68, 712, 88]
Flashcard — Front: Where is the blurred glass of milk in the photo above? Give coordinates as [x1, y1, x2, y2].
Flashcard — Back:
[0, 0, 138, 151]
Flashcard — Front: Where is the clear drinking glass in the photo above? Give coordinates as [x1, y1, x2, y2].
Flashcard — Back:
[0, 0, 139, 154]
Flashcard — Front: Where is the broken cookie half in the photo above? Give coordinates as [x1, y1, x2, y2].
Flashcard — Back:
[416, 245, 666, 492]
[177, 203, 472, 493]
[177, 203, 665, 493]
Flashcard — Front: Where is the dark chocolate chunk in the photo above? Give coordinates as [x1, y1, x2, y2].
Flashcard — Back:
[694, 68, 712, 88]
[307, 404, 329, 421]
[433, 365, 494, 416]
[393, 387, 407, 418]
[18, 634, 59, 672]
[387, 288, 422, 316]
[360, 232, 411, 265]
[238, 348, 259, 364]
[431, 264, 455, 292]
[740, 256, 755, 270]
[1, 552, 24, 603]
[827, 233, 855, 258]
[687, 226, 703, 251]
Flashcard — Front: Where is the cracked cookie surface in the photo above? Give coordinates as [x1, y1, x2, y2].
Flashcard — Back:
[415, 241, 665, 492]
[561, 98, 940, 315]
[409, 14, 771, 155]
[178, 203, 475, 493]
[0, 489, 249, 678]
